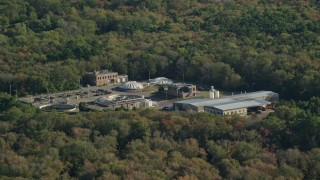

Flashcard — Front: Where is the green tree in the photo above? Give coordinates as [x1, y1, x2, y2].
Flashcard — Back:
[60, 141, 98, 177]
[48, 65, 80, 92]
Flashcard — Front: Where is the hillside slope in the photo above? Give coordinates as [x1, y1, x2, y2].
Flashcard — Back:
[0, 0, 320, 98]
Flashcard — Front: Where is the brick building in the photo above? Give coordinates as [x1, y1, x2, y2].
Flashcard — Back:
[167, 83, 197, 98]
[83, 70, 128, 86]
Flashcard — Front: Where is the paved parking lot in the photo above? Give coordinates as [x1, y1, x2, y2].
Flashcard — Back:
[19, 83, 175, 109]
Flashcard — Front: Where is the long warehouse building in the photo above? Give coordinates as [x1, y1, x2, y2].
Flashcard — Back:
[173, 91, 279, 116]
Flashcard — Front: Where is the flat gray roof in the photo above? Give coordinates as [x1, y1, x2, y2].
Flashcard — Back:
[205, 99, 271, 111]
[174, 91, 277, 107]
[86, 70, 117, 75]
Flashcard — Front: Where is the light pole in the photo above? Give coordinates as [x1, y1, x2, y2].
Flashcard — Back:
[182, 73, 185, 83]
[164, 87, 168, 100]
[13, 89, 17, 98]
[176, 88, 179, 100]
[251, 83, 255, 92]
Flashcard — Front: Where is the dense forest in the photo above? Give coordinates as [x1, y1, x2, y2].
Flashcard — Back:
[1, 0, 320, 179]
[0, 0, 320, 99]
[0, 93, 320, 179]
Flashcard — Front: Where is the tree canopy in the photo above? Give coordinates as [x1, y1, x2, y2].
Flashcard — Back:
[0, 96, 320, 179]
[0, 0, 319, 99]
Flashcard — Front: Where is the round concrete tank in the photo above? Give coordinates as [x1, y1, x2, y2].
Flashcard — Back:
[149, 77, 173, 85]
[40, 104, 77, 112]
[118, 81, 144, 90]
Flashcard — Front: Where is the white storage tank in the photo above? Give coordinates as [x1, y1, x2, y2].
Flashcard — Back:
[214, 90, 220, 98]
[147, 99, 153, 107]
[209, 86, 215, 99]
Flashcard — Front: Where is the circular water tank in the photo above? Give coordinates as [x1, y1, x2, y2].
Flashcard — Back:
[149, 77, 173, 85]
[118, 81, 144, 90]
[40, 104, 77, 112]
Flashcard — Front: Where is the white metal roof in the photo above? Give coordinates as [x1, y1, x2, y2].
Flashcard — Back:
[118, 81, 144, 90]
[175, 91, 277, 107]
[205, 99, 271, 111]
[149, 77, 173, 85]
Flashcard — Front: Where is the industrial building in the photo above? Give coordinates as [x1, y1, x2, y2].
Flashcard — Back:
[83, 70, 128, 86]
[173, 89, 278, 116]
[87, 94, 153, 110]
[19, 89, 153, 112]
[167, 83, 197, 98]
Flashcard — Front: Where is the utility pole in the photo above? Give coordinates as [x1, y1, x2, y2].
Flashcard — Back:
[176, 88, 179, 100]
[9, 84, 12, 95]
[166, 90, 168, 100]
[251, 83, 255, 92]
[164, 87, 168, 100]
[13, 89, 17, 98]
[183, 73, 185, 83]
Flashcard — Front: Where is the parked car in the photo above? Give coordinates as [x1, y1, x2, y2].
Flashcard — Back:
[162, 107, 170, 111]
